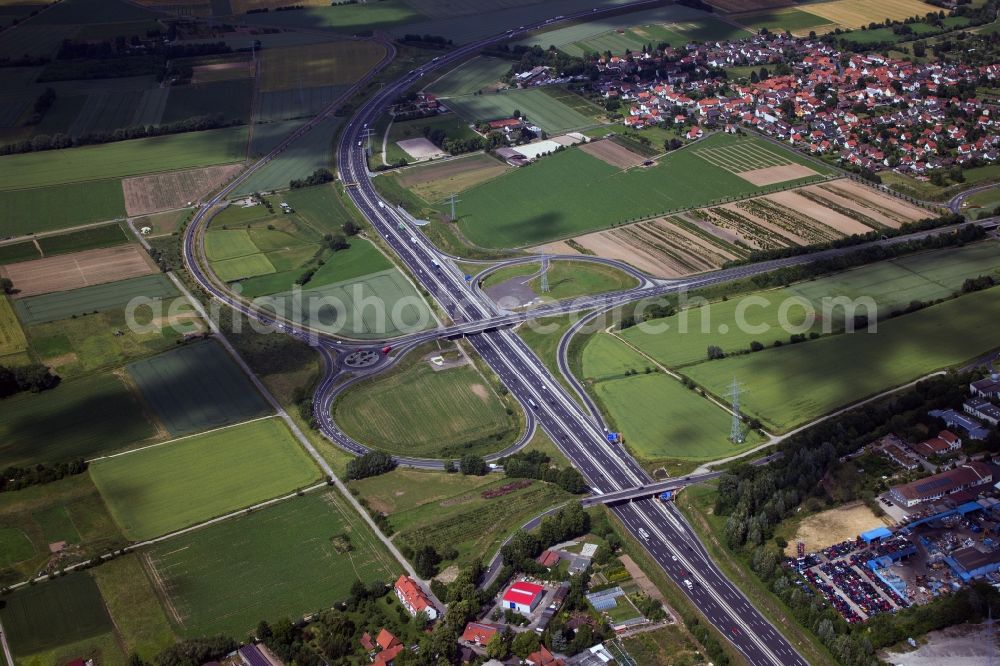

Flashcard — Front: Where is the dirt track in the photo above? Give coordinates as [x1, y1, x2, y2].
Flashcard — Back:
[2, 245, 156, 297]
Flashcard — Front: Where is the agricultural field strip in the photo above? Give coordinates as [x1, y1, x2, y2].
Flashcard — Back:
[86, 415, 275, 463]
[692, 142, 792, 173]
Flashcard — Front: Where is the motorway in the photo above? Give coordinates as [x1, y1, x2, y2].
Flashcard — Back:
[325, 7, 813, 664]
[177, 5, 996, 662]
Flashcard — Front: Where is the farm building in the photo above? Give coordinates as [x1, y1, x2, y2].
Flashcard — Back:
[237, 644, 270, 666]
[394, 575, 438, 620]
[945, 545, 1000, 582]
[536, 550, 560, 568]
[503, 580, 545, 615]
[373, 629, 404, 666]
[889, 462, 994, 508]
[461, 621, 499, 646]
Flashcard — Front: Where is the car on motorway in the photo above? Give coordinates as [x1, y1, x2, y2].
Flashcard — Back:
[638, 528, 650, 540]
[684, 579, 693, 590]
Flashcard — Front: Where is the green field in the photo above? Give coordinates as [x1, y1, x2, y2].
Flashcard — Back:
[0, 126, 247, 190]
[483, 259, 638, 301]
[445, 87, 596, 135]
[686, 286, 1000, 432]
[146, 489, 399, 637]
[126, 341, 272, 436]
[14, 273, 178, 326]
[258, 267, 433, 338]
[456, 134, 834, 248]
[0, 294, 27, 357]
[28, 302, 201, 379]
[92, 554, 177, 661]
[0, 573, 113, 657]
[235, 115, 339, 195]
[31, 0, 159, 24]
[91, 417, 320, 540]
[213, 187, 382, 297]
[563, 18, 751, 57]
[0, 371, 156, 468]
[36, 223, 129, 256]
[0, 180, 126, 237]
[238, 0, 422, 31]
[0, 473, 125, 587]
[733, 8, 834, 33]
[161, 79, 254, 125]
[621, 242, 1000, 368]
[0, 241, 41, 264]
[351, 468, 572, 566]
[333, 344, 519, 458]
[426, 56, 512, 97]
[589, 351, 763, 463]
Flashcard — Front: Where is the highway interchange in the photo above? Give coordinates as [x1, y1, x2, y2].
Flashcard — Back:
[176, 5, 998, 663]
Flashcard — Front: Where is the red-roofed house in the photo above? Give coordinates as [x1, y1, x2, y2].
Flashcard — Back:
[536, 550, 560, 568]
[360, 632, 375, 652]
[912, 430, 962, 458]
[502, 580, 545, 614]
[373, 629, 404, 666]
[461, 621, 499, 646]
[526, 645, 565, 666]
[395, 575, 438, 620]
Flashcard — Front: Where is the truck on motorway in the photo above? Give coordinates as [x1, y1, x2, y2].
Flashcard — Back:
[527, 398, 538, 409]
[431, 259, 440, 269]
[684, 579, 693, 591]
[382, 346, 392, 354]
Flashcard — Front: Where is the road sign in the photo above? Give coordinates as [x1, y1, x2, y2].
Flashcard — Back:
[465, 274, 472, 281]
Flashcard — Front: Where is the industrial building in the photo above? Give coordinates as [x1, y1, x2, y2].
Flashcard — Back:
[889, 462, 994, 508]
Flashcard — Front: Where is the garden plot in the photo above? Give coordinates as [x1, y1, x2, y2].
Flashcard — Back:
[764, 189, 875, 235]
[579, 139, 646, 169]
[2, 245, 156, 298]
[692, 139, 817, 185]
[810, 180, 930, 227]
[537, 216, 742, 277]
[122, 163, 244, 215]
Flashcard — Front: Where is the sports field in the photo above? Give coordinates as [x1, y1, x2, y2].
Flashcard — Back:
[91, 417, 319, 540]
[126, 341, 272, 436]
[394, 153, 510, 203]
[333, 347, 518, 458]
[259, 267, 433, 338]
[14, 273, 178, 325]
[426, 56, 512, 97]
[445, 87, 595, 135]
[731, 8, 835, 33]
[686, 286, 1000, 432]
[0, 572, 113, 657]
[621, 242, 1000, 368]
[146, 489, 399, 637]
[0, 294, 27, 357]
[457, 134, 833, 248]
[0, 180, 126, 237]
[0, 371, 156, 469]
[0, 126, 248, 190]
[260, 40, 386, 91]
[0, 473, 124, 587]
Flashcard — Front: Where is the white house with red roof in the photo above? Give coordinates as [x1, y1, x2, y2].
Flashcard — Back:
[394, 575, 438, 620]
[502, 581, 545, 615]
